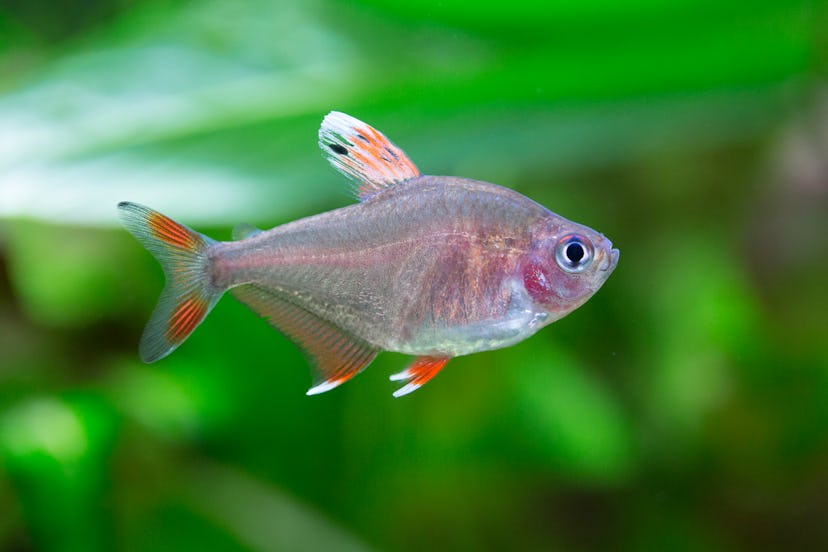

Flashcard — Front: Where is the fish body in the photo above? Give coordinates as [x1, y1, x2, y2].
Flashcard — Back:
[119, 112, 618, 396]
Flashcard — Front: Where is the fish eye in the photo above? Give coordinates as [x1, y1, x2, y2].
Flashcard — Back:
[555, 234, 593, 273]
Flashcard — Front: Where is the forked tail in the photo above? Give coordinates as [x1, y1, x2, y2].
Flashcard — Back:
[117, 202, 222, 362]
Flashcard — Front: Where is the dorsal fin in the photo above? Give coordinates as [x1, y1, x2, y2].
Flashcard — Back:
[319, 111, 421, 201]
[231, 284, 378, 395]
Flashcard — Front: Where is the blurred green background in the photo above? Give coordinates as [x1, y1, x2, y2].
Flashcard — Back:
[1, 0, 827, 550]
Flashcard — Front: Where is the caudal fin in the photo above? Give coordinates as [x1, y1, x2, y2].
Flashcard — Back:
[118, 202, 222, 363]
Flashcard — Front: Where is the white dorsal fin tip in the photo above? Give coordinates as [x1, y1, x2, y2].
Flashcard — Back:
[319, 111, 367, 141]
[319, 111, 420, 201]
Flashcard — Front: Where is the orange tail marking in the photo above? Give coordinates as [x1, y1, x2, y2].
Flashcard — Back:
[166, 296, 208, 343]
[148, 211, 199, 250]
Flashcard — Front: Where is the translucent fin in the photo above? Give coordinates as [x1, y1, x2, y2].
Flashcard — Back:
[232, 223, 263, 241]
[319, 111, 421, 201]
[117, 202, 222, 363]
[232, 284, 378, 395]
[390, 356, 450, 398]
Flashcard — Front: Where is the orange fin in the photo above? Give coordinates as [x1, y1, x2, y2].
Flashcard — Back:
[319, 111, 420, 201]
[167, 294, 209, 344]
[389, 356, 450, 398]
[117, 202, 221, 363]
[232, 284, 378, 395]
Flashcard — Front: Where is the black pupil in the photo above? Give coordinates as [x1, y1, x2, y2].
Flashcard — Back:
[566, 242, 585, 264]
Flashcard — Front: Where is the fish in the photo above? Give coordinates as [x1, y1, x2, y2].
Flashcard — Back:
[118, 112, 619, 397]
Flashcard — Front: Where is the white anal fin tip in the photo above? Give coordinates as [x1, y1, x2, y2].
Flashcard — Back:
[319, 111, 420, 201]
[231, 284, 377, 397]
[306, 379, 343, 396]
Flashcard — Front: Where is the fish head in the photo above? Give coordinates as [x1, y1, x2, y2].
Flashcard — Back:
[520, 217, 619, 322]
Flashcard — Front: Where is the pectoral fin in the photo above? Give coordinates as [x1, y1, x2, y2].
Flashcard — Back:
[232, 284, 378, 395]
[389, 356, 450, 398]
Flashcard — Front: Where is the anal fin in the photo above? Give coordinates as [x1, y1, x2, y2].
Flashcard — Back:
[390, 356, 450, 398]
[232, 284, 378, 395]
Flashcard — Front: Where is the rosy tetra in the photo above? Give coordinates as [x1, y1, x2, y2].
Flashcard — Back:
[118, 112, 619, 397]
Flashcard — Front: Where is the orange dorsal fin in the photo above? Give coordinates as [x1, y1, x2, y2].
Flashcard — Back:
[232, 284, 378, 395]
[319, 111, 421, 201]
[389, 356, 450, 398]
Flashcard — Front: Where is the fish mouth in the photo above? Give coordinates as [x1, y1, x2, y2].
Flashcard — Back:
[597, 248, 620, 272]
